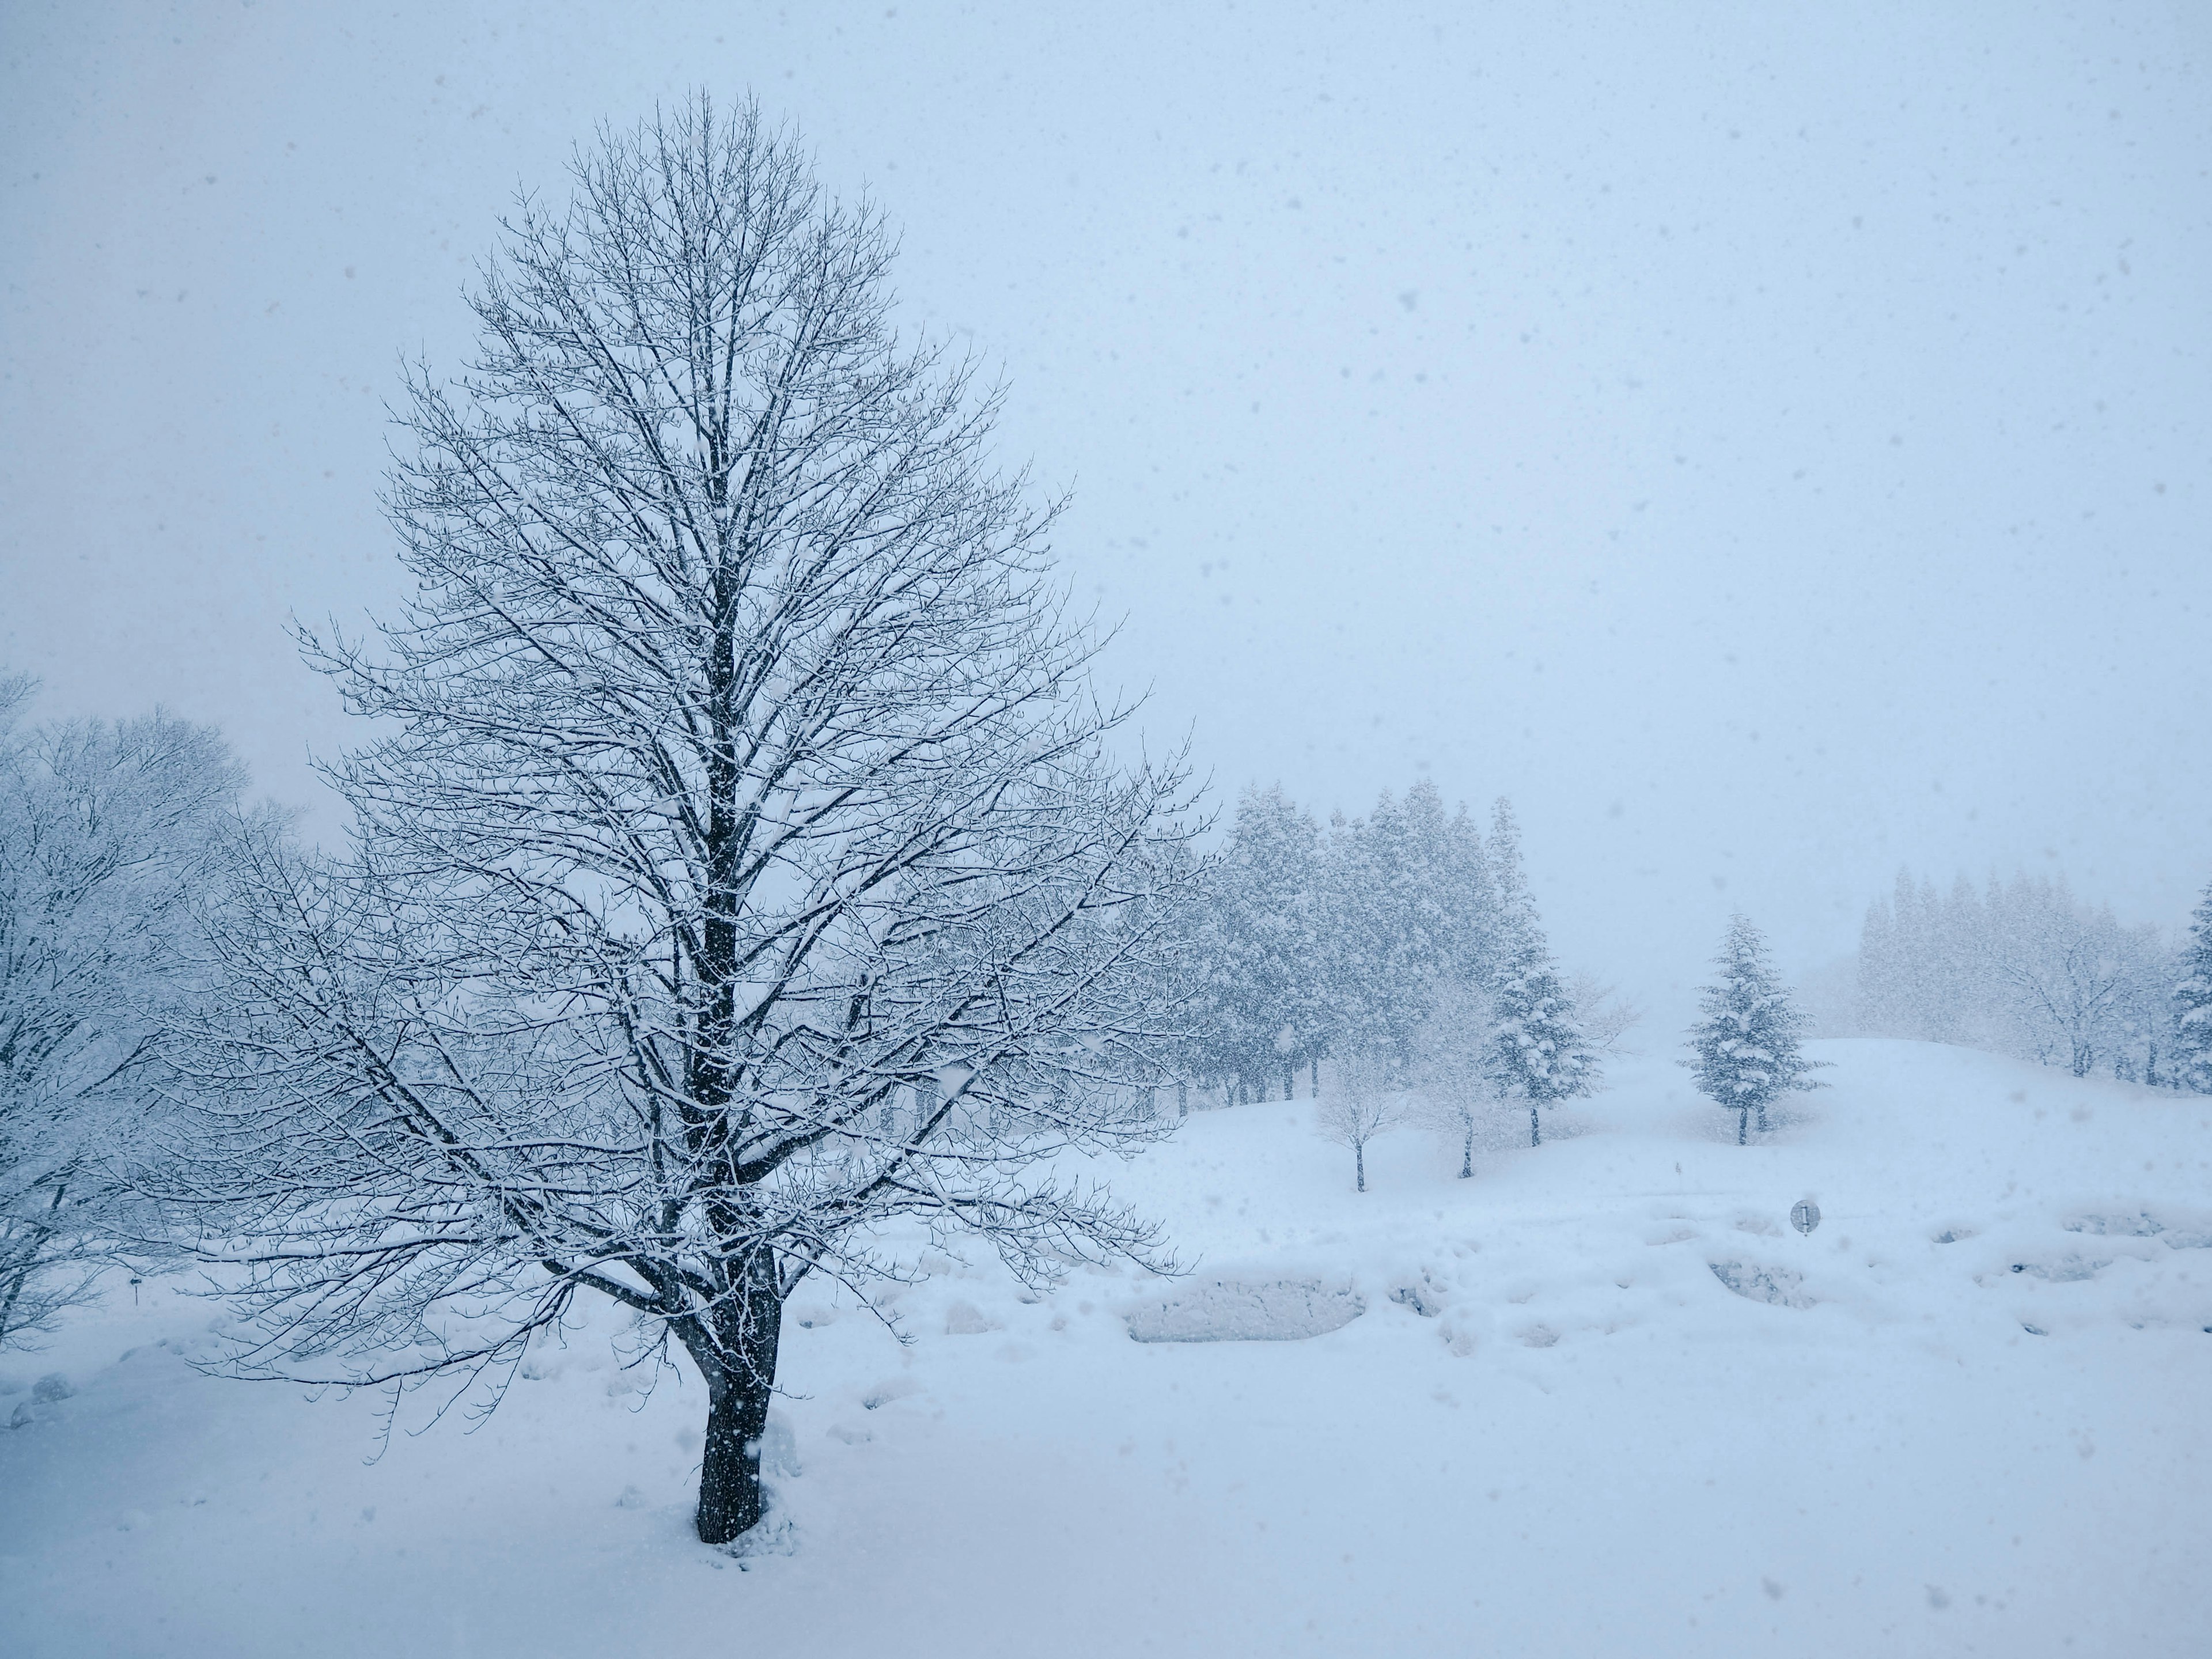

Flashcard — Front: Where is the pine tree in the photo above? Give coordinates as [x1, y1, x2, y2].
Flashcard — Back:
[1197, 785, 1325, 1099]
[1484, 799, 1594, 1145]
[2176, 878, 2212, 1094]
[1685, 914, 1827, 1142]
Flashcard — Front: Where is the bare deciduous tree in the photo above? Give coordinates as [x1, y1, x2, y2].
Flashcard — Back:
[1566, 971, 1643, 1056]
[1315, 1043, 1399, 1192]
[1411, 978, 1498, 1179]
[0, 677, 244, 1347]
[164, 98, 1205, 1546]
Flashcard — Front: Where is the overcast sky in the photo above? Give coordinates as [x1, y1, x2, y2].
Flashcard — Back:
[4, 1, 2208, 1019]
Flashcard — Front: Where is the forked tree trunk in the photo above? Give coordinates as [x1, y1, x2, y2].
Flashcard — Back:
[688, 1252, 786, 1546]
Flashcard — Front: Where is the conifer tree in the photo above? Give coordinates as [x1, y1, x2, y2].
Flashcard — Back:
[1196, 785, 1325, 1099]
[1685, 914, 1827, 1142]
[1484, 799, 1594, 1145]
[2176, 878, 2212, 1094]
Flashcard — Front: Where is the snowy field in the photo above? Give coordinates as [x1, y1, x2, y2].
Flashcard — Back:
[3, 1038, 2207, 1658]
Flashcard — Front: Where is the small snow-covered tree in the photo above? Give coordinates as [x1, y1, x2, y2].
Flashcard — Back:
[2176, 879, 2212, 1094]
[1684, 914, 1826, 1143]
[163, 99, 1206, 1547]
[1316, 1043, 1399, 1192]
[1412, 978, 1498, 1179]
[1486, 800, 1594, 1145]
[0, 677, 247, 1347]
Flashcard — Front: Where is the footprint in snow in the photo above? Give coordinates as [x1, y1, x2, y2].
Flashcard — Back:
[1709, 1260, 1816, 1309]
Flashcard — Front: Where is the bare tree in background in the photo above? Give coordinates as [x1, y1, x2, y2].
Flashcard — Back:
[0, 677, 245, 1347]
[1411, 978, 1499, 1179]
[1315, 1043, 1399, 1192]
[1566, 971, 1643, 1056]
[164, 99, 1205, 1546]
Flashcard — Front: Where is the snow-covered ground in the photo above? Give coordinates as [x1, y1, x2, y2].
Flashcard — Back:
[3, 1039, 2207, 1657]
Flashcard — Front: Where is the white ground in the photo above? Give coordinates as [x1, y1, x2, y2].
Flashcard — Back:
[3, 1039, 2207, 1657]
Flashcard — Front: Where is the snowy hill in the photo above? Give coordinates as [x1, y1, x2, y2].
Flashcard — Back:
[3, 1040, 2207, 1657]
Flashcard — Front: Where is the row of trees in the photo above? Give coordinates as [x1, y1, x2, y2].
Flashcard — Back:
[1307, 913, 1819, 1190]
[1185, 780, 1622, 1142]
[1856, 868, 2212, 1088]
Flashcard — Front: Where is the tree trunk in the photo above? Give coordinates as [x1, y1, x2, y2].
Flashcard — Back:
[1177, 1080, 1188, 1118]
[1354, 1139, 1366, 1193]
[0, 1183, 66, 1346]
[1529, 1100, 1541, 1147]
[1755, 1101, 1770, 1134]
[1309, 1056, 1319, 1097]
[691, 1253, 786, 1546]
[1284, 1063, 1295, 1101]
[1460, 1124, 1474, 1179]
[1737, 1107, 1748, 1145]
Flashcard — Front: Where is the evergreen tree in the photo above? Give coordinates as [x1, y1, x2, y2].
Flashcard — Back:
[1316, 782, 1495, 1077]
[1484, 799, 1594, 1145]
[1685, 914, 1827, 1142]
[2176, 878, 2212, 1094]
[1196, 785, 1325, 1099]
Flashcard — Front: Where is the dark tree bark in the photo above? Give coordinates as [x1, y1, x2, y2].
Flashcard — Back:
[1737, 1107, 1749, 1145]
[685, 1251, 785, 1545]
[1528, 1100, 1541, 1147]
[1459, 1128, 1474, 1180]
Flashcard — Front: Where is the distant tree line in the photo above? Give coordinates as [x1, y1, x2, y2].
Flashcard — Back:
[1855, 866, 2212, 1089]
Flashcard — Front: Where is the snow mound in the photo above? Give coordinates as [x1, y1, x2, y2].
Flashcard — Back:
[1122, 1276, 1365, 1342]
[1707, 1259, 1816, 1309]
[943, 1301, 999, 1335]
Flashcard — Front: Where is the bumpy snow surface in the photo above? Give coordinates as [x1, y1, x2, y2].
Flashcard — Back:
[3, 1040, 2207, 1657]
